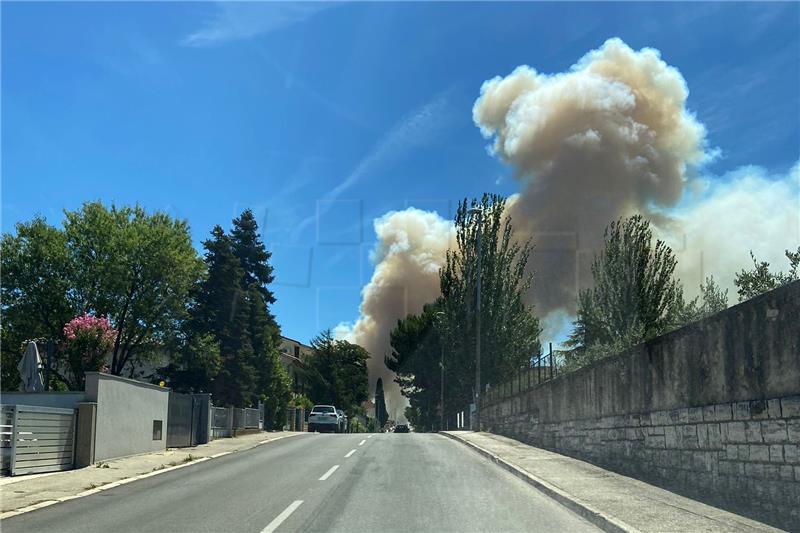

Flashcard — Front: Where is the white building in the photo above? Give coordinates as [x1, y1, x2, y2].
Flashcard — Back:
[278, 336, 313, 394]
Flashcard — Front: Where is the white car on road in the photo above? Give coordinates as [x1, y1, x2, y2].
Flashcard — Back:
[308, 405, 341, 433]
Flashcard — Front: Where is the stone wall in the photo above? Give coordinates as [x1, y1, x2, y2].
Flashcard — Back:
[484, 281, 800, 530]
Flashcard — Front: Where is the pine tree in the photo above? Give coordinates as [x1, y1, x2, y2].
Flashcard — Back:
[231, 209, 276, 306]
[229, 211, 288, 416]
[246, 282, 291, 425]
[193, 226, 258, 406]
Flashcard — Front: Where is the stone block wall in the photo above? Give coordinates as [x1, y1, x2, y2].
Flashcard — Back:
[484, 281, 800, 530]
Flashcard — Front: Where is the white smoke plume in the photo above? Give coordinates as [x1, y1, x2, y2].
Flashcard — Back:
[474, 37, 711, 314]
[665, 163, 800, 299]
[345, 37, 798, 412]
[336, 208, 454, 417]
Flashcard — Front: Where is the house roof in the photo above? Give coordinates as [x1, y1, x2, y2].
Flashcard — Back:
[279, 335, 312, 350]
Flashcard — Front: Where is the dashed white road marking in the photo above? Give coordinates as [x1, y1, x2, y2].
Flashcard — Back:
[358, 439, 366, 446]
[344, 449, 356, 458]
[319, 465, 340, 481]
[261, 500, 303, 533]
[367, 435, 373, 439]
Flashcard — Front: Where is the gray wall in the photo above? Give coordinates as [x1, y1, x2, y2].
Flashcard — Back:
[85, 372, 169, 462]
[483, 281, 800, 531]
[0, 392, 87, 410]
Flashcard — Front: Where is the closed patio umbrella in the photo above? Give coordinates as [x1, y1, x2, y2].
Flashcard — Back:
[17, 341, 45, 392]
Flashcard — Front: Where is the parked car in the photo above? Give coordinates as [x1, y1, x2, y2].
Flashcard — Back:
[308, 405, 340, 433]
[336, 410, 348, 433]
[394, 424, 410, 433]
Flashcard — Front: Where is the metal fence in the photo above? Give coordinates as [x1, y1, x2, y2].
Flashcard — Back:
[232, 408, 245, 430]
[210, 406, 262, 439]
[244, 408, 260, 429]
[211, 406, 231, 439]
[484, 348, 559, 406]
[1, 405, 76, 476]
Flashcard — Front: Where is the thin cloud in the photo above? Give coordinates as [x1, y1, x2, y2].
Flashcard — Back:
[291, 91, 453, 240]
[182, 2, 334, 47]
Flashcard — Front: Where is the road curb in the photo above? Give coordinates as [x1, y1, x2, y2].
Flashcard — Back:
[439, 432, 638, 533]
[0, 432, 305, 520]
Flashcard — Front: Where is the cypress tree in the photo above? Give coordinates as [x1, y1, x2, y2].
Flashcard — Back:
[375, 378, 389, 428]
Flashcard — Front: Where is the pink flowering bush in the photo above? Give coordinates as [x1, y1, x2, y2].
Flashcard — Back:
[62, 313, 116, 387]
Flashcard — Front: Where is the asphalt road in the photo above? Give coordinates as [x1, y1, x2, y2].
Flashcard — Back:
[2, 433, 600, 533]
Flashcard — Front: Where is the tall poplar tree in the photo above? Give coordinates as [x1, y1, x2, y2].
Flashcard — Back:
[439, 194, 541, 408]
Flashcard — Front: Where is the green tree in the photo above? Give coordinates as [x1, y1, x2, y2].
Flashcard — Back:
[306, 330, 369, 416]
[2, 204, 202, 386]
[248, 282, 290, 429]
[374, 378, 389, 428]
[63, 202, 204, 376]
[231, 209, 277, 310]
[734, 247, 799, 301]
[160, 327, 221, 394]
[677, 276, 729, 325]
[567, 215, 685, 367]
[1, 217, 76, 389]
[439, 194, 541, 409]
[192, 226, 258, 406]
[386, 302, 442, 432]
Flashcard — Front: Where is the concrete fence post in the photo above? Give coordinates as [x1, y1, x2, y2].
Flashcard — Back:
[75, 402, 97, 468]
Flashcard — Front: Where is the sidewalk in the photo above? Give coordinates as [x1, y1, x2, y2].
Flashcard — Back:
[442, 431, 783, 533]
[0, 431, 303, 518]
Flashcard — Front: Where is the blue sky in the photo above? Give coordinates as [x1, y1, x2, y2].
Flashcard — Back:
[3, 2, 799, 344]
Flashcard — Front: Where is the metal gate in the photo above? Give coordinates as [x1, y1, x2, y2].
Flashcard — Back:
[191, 395, 205, 445]
[1, 405, 76, 476]
[166, 392, 194, 448]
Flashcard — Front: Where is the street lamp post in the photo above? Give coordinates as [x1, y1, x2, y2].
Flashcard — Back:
[467, 206, 483, 432]
[434, 311, 445, 431]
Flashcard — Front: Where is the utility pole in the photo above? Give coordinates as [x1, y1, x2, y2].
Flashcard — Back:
[435, 311, 445, 432]
[467, 206, 483, 431]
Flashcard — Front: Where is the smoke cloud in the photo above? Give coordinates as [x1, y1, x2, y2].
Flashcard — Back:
[474, 37, 710, 314]
[666, 163, 800, 299]
[336, 208, 454, 417]
[345, 38, 798, 413]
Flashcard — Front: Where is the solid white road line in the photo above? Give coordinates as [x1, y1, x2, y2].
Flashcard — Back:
[358, 439, 366, 446]
[261, 500, 303, 533]
[318, 465, 340, 481]
[210, 451, 231, 458]
[344, 449, 356, 458]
